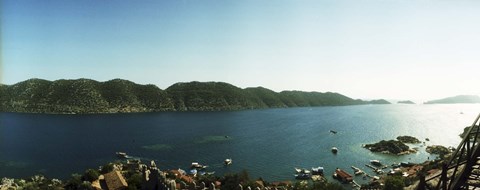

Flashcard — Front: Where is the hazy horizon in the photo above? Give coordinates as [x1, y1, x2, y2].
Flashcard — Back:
[3, 0, 480, 101]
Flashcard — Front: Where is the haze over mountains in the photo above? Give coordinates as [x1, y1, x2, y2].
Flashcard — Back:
[424, 95, 480, 104]
[0, 78, 391, 114]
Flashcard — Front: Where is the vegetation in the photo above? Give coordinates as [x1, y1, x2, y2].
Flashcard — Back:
[396, 136, 421, 143]
[460, 125, 480, 141]
[383, 175, 405, 190]
[82, 169, 99, 182]
[364, 140, 410, 154]
[424, 95, 480, 104]
[0, 78, 390, 113]
[426, 145, 451, 159]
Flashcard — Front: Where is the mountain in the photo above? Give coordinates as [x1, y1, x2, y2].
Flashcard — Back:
[0, 78, 390, 113]
[398, 100, 415, 104]
[424, 95, 480, 104]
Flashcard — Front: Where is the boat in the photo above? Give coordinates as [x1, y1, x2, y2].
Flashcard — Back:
[191, 162, 208, 170]
[294, 169, 312, 179]
[116, 152, 128, 158]
[294, 168, 302, 173]
[332, 147, 338, 154]
[370, 160, 381, 166]
[333, 168, 353, 183]
[189, 169, 198, 175]
[311, 167, 324, 175]
[330, 130, 337, 134]
[294, 173, 311, 179]
[351, 166, 364, 175]
[224, 158, 232, 165]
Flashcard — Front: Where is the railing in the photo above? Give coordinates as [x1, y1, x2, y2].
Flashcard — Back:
[420, 113, 480, 190]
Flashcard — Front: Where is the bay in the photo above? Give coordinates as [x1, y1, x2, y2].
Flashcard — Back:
[0, 104, 478, 183]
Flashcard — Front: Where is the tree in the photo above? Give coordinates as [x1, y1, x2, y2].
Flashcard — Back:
[127, 173, 143, 190]
[65, 174, 83, 190]
[82, 169, 100, 182]
[100, 163, 114, 174]
[384, 176, 405, 190]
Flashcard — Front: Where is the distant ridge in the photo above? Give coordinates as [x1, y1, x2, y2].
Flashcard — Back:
[424, 95, 480, 104]
[398, 100, 415, 104]
[0, 78, 390, 114]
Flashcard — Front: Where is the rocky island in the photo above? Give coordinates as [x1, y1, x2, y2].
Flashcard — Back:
[0, 78, 390, 114]
[364, 136, 420, 155]
[426, 145, 452, 158]
[396, 136, 421, 144]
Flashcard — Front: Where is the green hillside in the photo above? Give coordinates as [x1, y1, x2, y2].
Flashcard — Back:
[0, 78, 390, 113]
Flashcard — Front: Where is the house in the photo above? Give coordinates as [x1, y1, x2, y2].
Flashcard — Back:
[103, 171, 128, 190]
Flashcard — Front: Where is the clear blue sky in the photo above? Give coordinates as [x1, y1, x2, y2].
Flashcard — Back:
[2, 0, 480, 101]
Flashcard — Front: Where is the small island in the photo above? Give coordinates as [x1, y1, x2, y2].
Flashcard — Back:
[397, 100, 415, 104]
[426, 145, 452, 158]
[363, 140, 413, 155]
[396, 136, 421, 144]
[363, 136, 421, 155]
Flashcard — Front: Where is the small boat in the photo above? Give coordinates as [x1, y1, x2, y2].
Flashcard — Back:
[294, 168, 302, 173]
[191, 162, 208, 170]
[370, 160, 381, 166]
[330, 130, 337, 134]
[116, 152, 128, 158]
[294, 169, 312, 179]
[294, 173, 311, 179]
[351, 166, 363, 175]
[332, 147, 338, 154]
[311, 167, 324, 175]
[189, 169, 198, 175]
[224, 158, 232, 165]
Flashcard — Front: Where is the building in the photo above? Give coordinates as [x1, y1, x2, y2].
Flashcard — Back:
[103, 171, 128, 190]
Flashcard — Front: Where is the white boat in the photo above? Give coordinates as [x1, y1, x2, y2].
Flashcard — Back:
[191, 162, 208, 170]
[294, 169, 312, 179]
[116, 152, 128, 158]
[370, 160, 381, 166]
[332, 147, 338, 154]
[294, 168, 302, 173]
[312, 167, 324, 175]
[224, 158, 232, 165]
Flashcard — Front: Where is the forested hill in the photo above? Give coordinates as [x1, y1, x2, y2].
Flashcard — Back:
[0, 78, 390, 113]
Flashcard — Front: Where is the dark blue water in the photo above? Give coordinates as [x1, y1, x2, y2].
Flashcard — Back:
[1, 104, 478, 183]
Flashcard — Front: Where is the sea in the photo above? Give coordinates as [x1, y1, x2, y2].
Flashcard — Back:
[1, 104, 479, 185]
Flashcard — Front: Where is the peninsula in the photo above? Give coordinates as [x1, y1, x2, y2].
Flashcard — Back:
[424, 95, 480, 104]
[0, 78, 390, 114]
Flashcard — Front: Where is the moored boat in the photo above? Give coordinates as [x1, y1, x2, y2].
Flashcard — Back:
[294, 169, 312, 179]
[116, 152, 128, 158]
[311, 167, 324, 175]
[333, 168, 353, 183]
[191, 162, 208, 170]
[370, 160, 381, 166]
[294, 168, 302, 173]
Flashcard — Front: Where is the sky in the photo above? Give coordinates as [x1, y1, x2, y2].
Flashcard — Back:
[2, 0, 480, 101]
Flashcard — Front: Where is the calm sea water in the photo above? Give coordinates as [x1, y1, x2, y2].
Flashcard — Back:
[1, 104, 479, 183]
